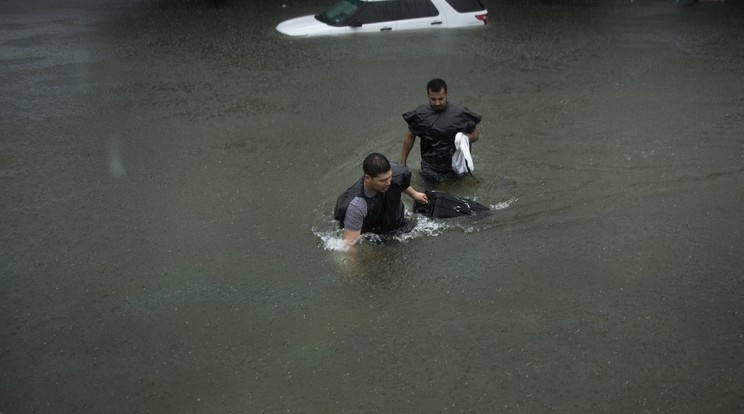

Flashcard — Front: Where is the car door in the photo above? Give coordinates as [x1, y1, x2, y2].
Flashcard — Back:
[396, 0, 445, 32]
[344, 0, 398, 33]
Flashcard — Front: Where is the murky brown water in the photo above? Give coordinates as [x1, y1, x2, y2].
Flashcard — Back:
[2, 0, 743, 412]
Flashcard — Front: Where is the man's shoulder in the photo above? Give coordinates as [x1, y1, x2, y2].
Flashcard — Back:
[403, 104, 437, 128]
[347, 196, 368, 216]
[390, 162, 410, 174]
[446, 102, 468, 112]
[404, 103, 435, 117]
[390, 162, 412, 188]
[414, 103, 436, 114]
[446, 102, 482, 123]
[349, 195, 367, 208]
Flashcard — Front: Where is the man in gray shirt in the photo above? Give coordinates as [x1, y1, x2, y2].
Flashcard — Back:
[334, 153, 428, 247]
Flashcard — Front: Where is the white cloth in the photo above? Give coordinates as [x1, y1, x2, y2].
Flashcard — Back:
[452, 132, 474, 176]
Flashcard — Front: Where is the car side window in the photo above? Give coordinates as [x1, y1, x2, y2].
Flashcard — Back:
[400, 0, 439, 19]
[352, 1, 399, 24]
[443, 0, 486, 13]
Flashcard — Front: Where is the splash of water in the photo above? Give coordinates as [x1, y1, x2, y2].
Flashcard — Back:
[491, 198, 518, 210]
[314, 197, 516, 250]
[315, 229, 349, 252]
[313, 214, 453, 251]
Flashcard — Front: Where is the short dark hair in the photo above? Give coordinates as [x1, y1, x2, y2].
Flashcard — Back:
[363, 153, 391, 177]
[427, 78, 448, 94]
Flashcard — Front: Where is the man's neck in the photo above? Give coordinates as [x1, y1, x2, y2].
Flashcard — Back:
[362, 183, 377, 197]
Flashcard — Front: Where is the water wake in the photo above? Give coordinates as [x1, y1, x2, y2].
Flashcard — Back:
[314, 213, 469, 251]
[312, 197, 517, 251]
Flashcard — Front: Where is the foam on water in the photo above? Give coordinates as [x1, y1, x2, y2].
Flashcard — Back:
[491, 198, 518, 211]
[314, 213, 457, 251]
[316, 230, 349, 252]
[313, 196, 516, 250]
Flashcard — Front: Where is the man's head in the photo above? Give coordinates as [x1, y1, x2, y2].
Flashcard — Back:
[427, 78, 448, 112]
[362, 153, 393, 194]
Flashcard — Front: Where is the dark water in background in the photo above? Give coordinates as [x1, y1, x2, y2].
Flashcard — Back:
[2, 0, 743, 412]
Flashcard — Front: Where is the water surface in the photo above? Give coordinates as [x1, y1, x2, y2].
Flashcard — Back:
[1, 0, 743, 412]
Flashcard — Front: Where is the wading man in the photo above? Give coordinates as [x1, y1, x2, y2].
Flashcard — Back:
[334, 153, 428, 247]
[401, 78, 482, 184]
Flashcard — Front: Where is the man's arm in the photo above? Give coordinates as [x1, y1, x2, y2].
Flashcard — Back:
[403, 186, 428, 205]
[343, 228, 361, 248]
[342, 198, 366, 248]
[401, 130, 416, 166]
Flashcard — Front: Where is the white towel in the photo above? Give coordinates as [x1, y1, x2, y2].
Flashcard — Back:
[452, 132, 474, 176]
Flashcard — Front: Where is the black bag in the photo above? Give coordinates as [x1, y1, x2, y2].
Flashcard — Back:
[413, 191, 490, 218]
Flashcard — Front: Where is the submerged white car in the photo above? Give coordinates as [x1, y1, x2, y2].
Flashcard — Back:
[276, 0, 488, 37]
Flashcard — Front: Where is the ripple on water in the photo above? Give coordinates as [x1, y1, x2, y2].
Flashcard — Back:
[312, 198, 519, 252]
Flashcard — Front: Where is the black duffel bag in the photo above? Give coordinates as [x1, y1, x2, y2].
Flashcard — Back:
[413, 191, 490, 219]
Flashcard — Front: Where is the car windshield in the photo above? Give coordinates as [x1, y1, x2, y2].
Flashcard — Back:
[316, 0, 365, 26]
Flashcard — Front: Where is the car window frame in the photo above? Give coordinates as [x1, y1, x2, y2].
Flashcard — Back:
[442, 0, 485, 13]
[399, 0, 440, 20]
[318, 0, 366, 27]
[347, 0, 400, 26]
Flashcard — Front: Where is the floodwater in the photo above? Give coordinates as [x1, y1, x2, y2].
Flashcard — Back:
[2, 0, 743, 412]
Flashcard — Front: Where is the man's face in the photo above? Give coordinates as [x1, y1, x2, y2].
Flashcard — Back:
[427, 88, 448, 112]
[365, 170, 393, 193]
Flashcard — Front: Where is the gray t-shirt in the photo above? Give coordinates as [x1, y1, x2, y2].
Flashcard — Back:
[343, 188, 376, 231]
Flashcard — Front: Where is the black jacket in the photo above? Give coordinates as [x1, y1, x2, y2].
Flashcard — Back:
[334, 163, 411, 234]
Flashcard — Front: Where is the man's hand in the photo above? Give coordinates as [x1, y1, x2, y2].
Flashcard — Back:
[465, 128, 480, 144]
[412, 191, 428, 205]
[404, 186, 428, 204]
